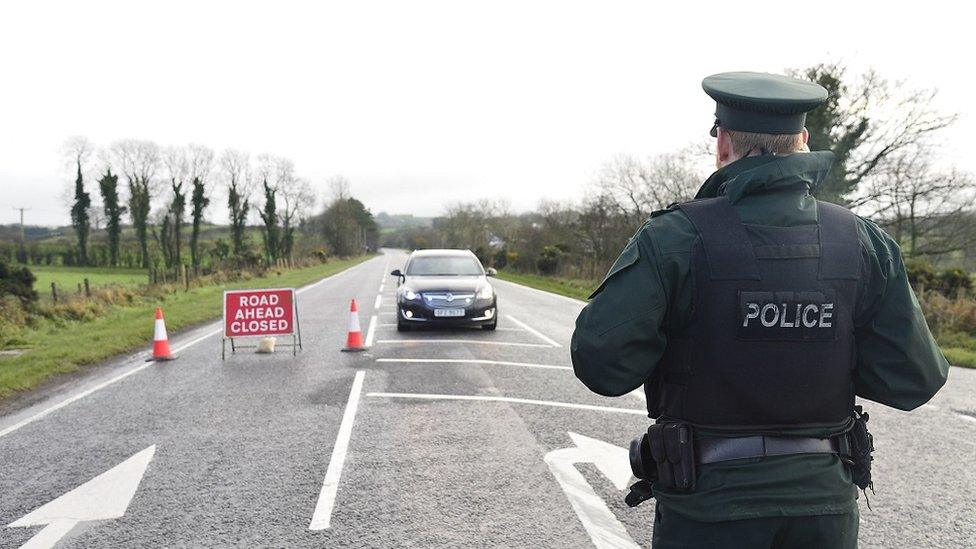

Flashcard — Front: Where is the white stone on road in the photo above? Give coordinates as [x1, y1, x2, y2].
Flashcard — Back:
[8, 445, 156, 549]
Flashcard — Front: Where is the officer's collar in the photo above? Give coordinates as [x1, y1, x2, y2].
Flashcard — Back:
[694, 151, 835, 203]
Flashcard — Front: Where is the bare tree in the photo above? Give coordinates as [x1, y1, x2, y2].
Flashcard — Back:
[592, 148, 703, 224]
[111, 139, 159, 268]
[186, 145, 214, 271]
[163, 146, 190, 266]
[220, 149, 252, 257]
[63, 136, 95, 265]
[856, 150, 976, 258]
[792, 64, 957, 205]
[328, 175, 351, 201]
[279, 177, 316, 260]
[186, 144, 214, 182]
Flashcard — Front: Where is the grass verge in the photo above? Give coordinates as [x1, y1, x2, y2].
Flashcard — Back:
[495, 271, 596, 301]
[0, 256, 371, 399]
[941, 347, 976, 369]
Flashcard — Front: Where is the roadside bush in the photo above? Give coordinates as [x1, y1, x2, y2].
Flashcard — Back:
[0, 296, 30, 343]
[493, 248, 508, 269]
[536, 246, 563, 275]
[906, 259, 938, 290]
[504, 250, 521, 269]
[937, 268, 972, 295]
[917, 289, 976, 336]
[0, 260, 37, 304]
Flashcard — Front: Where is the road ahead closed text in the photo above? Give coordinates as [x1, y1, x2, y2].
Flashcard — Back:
[224, 288, 296, 338]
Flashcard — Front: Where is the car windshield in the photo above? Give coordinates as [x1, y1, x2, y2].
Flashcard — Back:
[406, 256, 483, 276]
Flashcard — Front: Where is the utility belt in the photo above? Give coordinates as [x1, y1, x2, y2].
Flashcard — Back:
[625, 406, 875, 508]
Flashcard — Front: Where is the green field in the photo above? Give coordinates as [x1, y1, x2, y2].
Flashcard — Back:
[30, 265, 148, 298]
[0, 256, 372, 399]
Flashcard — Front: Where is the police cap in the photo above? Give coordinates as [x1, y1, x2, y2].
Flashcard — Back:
[703, 71, 828, 137]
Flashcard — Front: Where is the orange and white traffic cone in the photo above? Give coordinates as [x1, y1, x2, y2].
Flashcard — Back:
[148, 307, 177, 361]
[341, 299, 367, 352]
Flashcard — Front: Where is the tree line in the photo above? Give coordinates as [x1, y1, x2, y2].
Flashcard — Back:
[383, 63, 976, 279]
[28, 139, 379, 273]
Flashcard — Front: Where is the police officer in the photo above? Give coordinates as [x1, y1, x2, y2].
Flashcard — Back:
[571, 71, 950, 548]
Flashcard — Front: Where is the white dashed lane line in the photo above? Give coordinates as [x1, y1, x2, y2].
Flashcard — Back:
[376, 339, 553, 348]
[309, 371, 367, 531]
[366, 392, 646, 415]
[364, 316, 378, 348]
[376, 358, 571, 371]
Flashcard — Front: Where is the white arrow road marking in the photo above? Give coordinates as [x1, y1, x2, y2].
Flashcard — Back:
[955, 412, 976, 424]
[505, 315, 562, 347]
[545, 433, 639, 549]
[8, 445, 156, 549]
[310, 371, 366, 531]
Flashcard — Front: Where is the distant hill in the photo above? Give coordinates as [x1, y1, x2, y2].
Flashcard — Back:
[0, 224, 66, 242]
[374, 212, 433, 230]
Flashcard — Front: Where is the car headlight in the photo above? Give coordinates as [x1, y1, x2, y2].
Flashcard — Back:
[403, 289, 419, 301]
[478, 285, 494, 300]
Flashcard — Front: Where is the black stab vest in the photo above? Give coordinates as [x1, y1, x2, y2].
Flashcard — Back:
[646, 197, 862, 430]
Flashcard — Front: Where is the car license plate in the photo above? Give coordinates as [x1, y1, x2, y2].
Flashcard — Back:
[434, 308, 465, 318]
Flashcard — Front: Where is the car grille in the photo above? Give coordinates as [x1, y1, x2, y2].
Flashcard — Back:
[422, 292, 475, 307]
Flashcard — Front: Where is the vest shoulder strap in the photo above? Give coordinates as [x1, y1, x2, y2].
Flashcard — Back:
[676, 197, 760, 280]
[817, 201, 861, 280]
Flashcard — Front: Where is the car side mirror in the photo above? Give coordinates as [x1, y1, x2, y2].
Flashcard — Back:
[390, 269, 404, 278]
[486, 268, 497, 277]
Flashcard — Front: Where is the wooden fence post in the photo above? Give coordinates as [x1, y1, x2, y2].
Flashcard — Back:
[182, 264, 189, 292]
[51, 282, 58, 303]
[84, 278, 91, 297]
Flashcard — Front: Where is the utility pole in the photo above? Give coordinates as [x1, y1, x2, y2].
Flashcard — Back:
[12, 206, 30, 245]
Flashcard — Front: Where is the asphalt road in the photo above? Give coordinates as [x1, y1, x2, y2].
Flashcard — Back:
[1, 249, 974, 548]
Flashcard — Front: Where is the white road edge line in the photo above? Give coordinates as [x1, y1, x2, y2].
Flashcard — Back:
[376, 358, 571, 371]
[364, 316, 378, 348]
[374, 294, 382, 309]
[309, 370, 366, 531]
[367, 392, 645, 415]
[0, 257, 382, 441]
[505, 315, 562, 348]
[376, 339, 553, 348]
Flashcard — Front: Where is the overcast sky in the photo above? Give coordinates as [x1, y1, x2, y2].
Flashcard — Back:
[1, 1, 973, 226]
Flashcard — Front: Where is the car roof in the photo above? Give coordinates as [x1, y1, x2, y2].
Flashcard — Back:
[409, 249, 476, 257]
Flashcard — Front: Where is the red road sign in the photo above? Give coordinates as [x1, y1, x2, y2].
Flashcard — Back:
[223, 288, 296, 338]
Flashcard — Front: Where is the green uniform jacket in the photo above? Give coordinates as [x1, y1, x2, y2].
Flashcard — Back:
[571, 151, 950, 521]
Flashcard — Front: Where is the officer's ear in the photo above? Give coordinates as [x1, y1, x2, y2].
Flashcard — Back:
[716, 127, 734, 167]
[802, 128, 809, 145]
